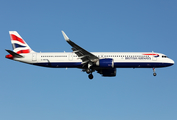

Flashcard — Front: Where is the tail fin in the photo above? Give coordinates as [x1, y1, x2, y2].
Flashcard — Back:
[9, 31, 35, 54]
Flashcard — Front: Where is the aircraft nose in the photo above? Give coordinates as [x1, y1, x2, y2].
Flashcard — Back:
[169, 59, 175, 65]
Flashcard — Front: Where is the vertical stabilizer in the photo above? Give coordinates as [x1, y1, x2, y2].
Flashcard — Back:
[9, 31, 35, 54]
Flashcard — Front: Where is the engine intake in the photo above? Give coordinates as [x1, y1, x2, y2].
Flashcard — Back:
[96, 58, 114, 68]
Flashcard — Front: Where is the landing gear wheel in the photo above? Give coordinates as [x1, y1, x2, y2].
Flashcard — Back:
[153, 73, 157, 76]
[88, 74, 93, 79]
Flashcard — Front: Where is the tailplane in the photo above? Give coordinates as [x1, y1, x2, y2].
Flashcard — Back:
[9, 31, 35, 54]
[5, 49, 23, 58]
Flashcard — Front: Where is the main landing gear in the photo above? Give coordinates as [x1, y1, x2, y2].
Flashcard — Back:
[86, 68, 94, 80]
[88, 74, 93, 79]
[153, 68, 157, 76]
[86, 62, 94, 80]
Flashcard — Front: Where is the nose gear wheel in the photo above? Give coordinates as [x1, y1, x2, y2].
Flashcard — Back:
[153, 68, 157, 76]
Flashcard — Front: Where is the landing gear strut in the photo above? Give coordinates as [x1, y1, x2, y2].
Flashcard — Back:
[86, 68, 91, 74]
[88, 74, 93, 79]
[86, 63, 94, 79]
[153, 68, 157, 76]
[82, 69, 94, 79]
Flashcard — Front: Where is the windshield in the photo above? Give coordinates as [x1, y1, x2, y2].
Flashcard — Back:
[162, 55, 168, 58]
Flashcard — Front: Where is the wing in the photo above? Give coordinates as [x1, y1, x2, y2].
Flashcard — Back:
[61, 31, 99, 64]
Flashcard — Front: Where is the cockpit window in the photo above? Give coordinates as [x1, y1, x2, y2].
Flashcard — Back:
[162, 56, 168, 58]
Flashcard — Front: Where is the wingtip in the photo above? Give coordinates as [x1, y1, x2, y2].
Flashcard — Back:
[61, 30, 70, 41]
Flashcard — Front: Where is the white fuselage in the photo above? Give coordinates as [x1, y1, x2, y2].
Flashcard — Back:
[13, 52, 174, 68]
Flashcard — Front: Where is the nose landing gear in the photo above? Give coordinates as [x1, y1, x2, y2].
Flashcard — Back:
[153, 68, 157, 76]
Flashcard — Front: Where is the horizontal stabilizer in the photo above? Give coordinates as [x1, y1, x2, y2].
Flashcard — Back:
[5, 49, 23, 58]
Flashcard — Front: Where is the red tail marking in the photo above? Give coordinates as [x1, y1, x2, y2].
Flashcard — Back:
[5, 54, 13, 59]
[16, 49, 30, 54]
[10, 34, 25, 44]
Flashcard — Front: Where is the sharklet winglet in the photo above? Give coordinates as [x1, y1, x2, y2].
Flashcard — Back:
[61, 31, 70, 41]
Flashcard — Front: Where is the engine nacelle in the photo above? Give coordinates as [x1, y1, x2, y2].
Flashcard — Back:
[98, 68, 117, 77]
[96, 58, 114, 68]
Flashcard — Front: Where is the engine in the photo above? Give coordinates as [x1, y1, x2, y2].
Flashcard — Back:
[98, 68, 117, 77]
[96, 58, 114, 68]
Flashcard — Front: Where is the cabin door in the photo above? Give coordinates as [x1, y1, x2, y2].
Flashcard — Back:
[32, 53, 37, 61]
[69, 54, 73, 61]
[152, 55, 157, 61]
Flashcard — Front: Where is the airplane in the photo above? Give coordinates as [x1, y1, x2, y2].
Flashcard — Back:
[5, 31, 174, 79]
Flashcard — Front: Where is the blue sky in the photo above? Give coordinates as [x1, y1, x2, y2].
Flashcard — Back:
[1, 0, 177, 120]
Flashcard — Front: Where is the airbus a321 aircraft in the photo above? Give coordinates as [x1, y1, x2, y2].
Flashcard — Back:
[5, 31, 174, 79]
